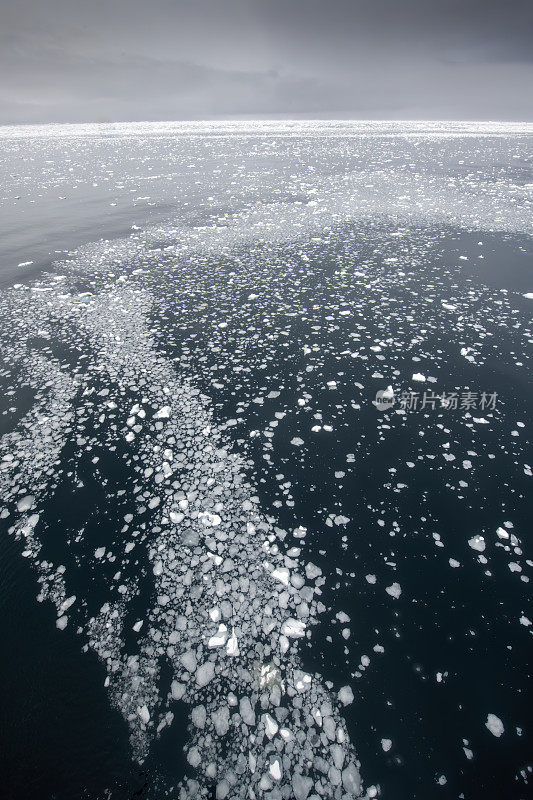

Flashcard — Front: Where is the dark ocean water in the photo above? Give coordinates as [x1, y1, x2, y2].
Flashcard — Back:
[0, 122, 531, 800]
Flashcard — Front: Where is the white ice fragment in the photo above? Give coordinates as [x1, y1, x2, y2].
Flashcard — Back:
[272, 567, 290, 586]
[386, 582, 402, 599]
[290, 437, 305, 446]
[412, 373, 426, 382]
[281, 618, 306, 638]
[226, 628, 239, 655]
[137, 705, 150, 724]
[468, 535, 486, 553]
[485, 713, 504, 737]
[269, 758, 282, 781]
[199, 511, 222, 527]
[195, 661, 215, 687]
[208, 623, 228, 648]
[338, 685, 354, 706]
[171, 680, 186, 700]
[264, 713, 279, 738]
[154, 405, 171, 419]
[17, 495, 35, 512]
[381, 738, 392, 752]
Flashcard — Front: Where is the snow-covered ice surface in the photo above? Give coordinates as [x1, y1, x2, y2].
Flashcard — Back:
[0, 121, 532, 799]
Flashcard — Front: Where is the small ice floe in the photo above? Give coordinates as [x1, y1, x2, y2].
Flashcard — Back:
[18, 261, 34, 267]
[17, 495, 35, 512]
[281, 618, 306, 638]
[385, 582, 402, 599]
[290, 437, 305, 446]
[468, 535, 486, 553]
[264, 713, 279, 738]
[338, 685, 354, 706]
[485, 713, 504, 737]
[195, 661, 215, 687]
[381, 738, 392, 752]
[198, 511, 222, 527]
[522, 292, 533, 299]
[208, 624, 228, 648]
[154, 405, 171, 419]
[272, 567, 290, 586]
[269, 757, 282, 781]
[412, 373, 426, 382]
[226, 628, 238, 655]
[137, 705, 150, 724]
[519, 615, 531, 627]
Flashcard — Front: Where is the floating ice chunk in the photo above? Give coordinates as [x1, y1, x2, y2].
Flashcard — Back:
[334, 515, 350, 525]
[239, 696, 256, 726]
[522, 292, 533, 299]
[212, 706, 230, 736]
[496, 527, 509, 540]
[292, 773, 313, 800]
[195, 661, 215, 687]
[171, 680, 186, 700]
[60, 596, 76, 613]
[305, 562, 322, 580]
[412, 373, 426, 382]
[338, 685, 354, 706]
[264, 713, 279, 738]
[208, 624, 228, 648]
[94, 547, 106, 559]
[485, 713, 504, 737]
[199, 511, 222, 527]
[342, 763, 361, 795]
[365, 574, 377, 584]
[17, 495, 35, 512]
[226, 628, 239, 655]
[294, 670, 312, 692]
[272, 567, 290, 586]
[386, 582, 402, 599]
[269, 757, 282, 781]
[56, 616, 68, 630]
[154, 405, 171, 419]
[137, 705, 150, 724]
[209, 607, 221, 622]
[290, 437, 305, 446]
[180, 650, 197, 673]
[519, 615, 531, 626]
[381, 738, 392, 752]
[468, 535, 486, 553]
[191, 704, 206, 728]
[281, 618, 306, 638]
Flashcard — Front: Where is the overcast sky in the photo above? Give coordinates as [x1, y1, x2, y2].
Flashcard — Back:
[1, 0, 532, 123]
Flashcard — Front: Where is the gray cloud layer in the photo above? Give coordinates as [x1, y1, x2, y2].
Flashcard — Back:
[1, 0, 532, 123]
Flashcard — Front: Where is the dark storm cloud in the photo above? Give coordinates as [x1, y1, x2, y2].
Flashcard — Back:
[1, 0, 532, 123]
